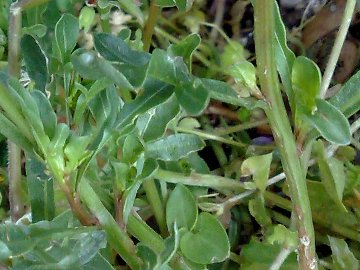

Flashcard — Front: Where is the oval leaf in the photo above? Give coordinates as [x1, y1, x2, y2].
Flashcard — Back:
[166, 184, 197, 231]
[292, 56, 321, 112]
[180, 212, 230, 264]
[306, 99, 351, 145]
[146, 134, 205, 161]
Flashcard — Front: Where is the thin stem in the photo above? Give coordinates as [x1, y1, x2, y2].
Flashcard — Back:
[215, 119, 268, 136]
[8, 4, 25, 222]
[253, 1, 317, 269]
[319, 0, 356, 98]
[155, 169, 245, 193]
[143, 179, 168, 237]
[143, 0, 160, 52]
[269, 248, 292, 270]
[175, 126, 274, 150]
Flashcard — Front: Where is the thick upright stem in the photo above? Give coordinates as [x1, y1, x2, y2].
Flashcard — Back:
[8, 4, 25, 222]
[253, 1, 317, 269]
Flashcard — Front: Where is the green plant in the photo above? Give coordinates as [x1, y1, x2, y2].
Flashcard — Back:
[0, 0, 359, 269]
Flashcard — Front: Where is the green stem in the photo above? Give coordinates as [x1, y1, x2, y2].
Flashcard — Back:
[127, 214, 165, 253]
[143, 179, 168, 237]
[215, 119, 268, 136]
[319, 0, 356, 98]
[143, 0, 160, 52]
[175, 126, 274, 150]
[7, 3, 25, 222]
[155, 169, 245, 193]
[253, 1, 317, 269]
[80, 179, 143, 270]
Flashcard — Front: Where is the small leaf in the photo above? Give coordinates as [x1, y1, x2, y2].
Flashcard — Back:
[267, 224, 298, 249]
[166, 184, 197, 231]
[22, 24, 47, 38]
[148, 49, 177, 85]
[314, 140, 347, 211]
[0, 241, 11, 261]
[31, 90, 56, 139]
[329, 69, 360, 117]
[274, 0, 296, 110]
[248, 195, 272, 228]
[180, 212, 230, 264]
[54, 14, 79, 63]
[21, 34, 48, 91]
[136, 158, 159, 181]
[146, 134, 205, 161]
[122, 134, 144, 164]
[175, 78, 210, 115]
[305, 99, 351, 145]
[220, 41, 248, 67]
[292, 56, 321, 112]
[241, 153, 272, 193]
[136, 244, 158, 270]
[141, 94, 180, 142]
[328, 236, 359, 270]
[64, 134, 92, 171]
[123, 181, 142, 226]
[168, 33, 201, 68]
[79, 6, 95, 32]
[159, 224, 180, 265]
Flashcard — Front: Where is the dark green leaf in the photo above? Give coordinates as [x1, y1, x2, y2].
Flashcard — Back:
[166, 184, 197, 231]
[175, 78, 209, 115]
[26, 157, 55, 222]
[21, 34, 48, 91]
[159, 224, 180, 265]
[148, 49, 178, 85]
[53, 14, 79, 63]
[136, 158, 159, 180]
[180, 212, 230, 264]
[168, 33, 201, 68]
[140, 94, 180, 142]
[71, 49, 134, 90]
[116, 79, 174, 130]
[329, 70, 360, 117]
[248, 195, 272, 228]
[146, 134, 205, 161]
[31, 90, 56, 139]
[122, 134, 144, 164]
[305, 99, 351, 145]
[329, 236, 359, 270]
[94, 33, 150, 66]
[274, 0, 296, 110]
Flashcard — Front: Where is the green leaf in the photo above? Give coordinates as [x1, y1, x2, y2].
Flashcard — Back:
[274, 0, 296, 110]
[159, 224, 180, 266]
[201, 78, 265, 109]
[220, 41, 248, 68]
[314, 140, 347, 211]
[241, 153, 272, 193]
[53, 13, 79, 63]
[136, 158, 159, 181]
[146, 134, 205, 161]
[137, 243, 158, 270]
[0, 241, 11, 262]
[79, 6, 95, 32]
[71, 49, 134, 91]
[227, 61, 258, 93]
[148, 49, 178, 85]
[116, 79, 174, 130]
[139, 94, 180, 142]
[31, 90, 57, 139]
[64, 134, 92, 172]
[175, 78, 210, 115]
[248, 195, 272, 228]
[166, 184, 197, 231]
[79, 179, 142, 269]
[267, 224, 298, 249]
[123, 181, 142, 226]
[328, 236, 359, 270]
[168, 33, 201, 68]
[305, 99, 351, 145]
[94, 33, 150, 66]
[329, 70, 360, 117]
[292, 56, 321, 112]
[22, 24, 47, 38]
[180, 212, 230, 264]
[122, 134, 144, 164]
[25, 157, 55, 222]
[21, 34, 48, 91]
[240, 238, 298, 269]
